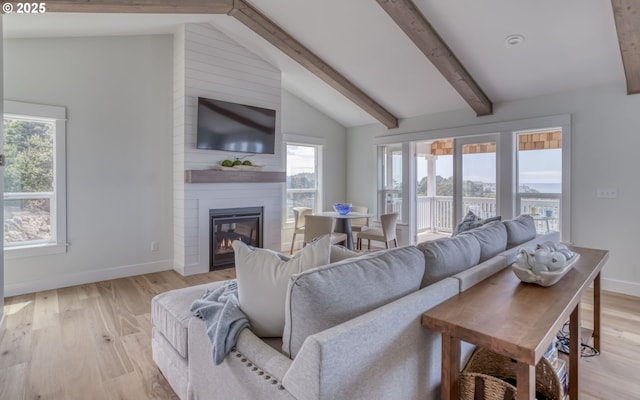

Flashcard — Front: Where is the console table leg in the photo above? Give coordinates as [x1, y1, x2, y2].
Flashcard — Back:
[570, 303, 581, 400]
[441, 334, 460, 400]
[516, 362, 535, 400]
[594, 272, 601, 351]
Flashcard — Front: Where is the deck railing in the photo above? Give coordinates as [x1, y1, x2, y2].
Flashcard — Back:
[417, 196, 560, 233]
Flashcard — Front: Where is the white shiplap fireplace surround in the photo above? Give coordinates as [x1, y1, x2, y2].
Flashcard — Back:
[173, 23, 284, 275]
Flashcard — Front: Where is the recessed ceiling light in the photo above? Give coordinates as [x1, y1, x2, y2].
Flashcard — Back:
[505, 34, 525, 46]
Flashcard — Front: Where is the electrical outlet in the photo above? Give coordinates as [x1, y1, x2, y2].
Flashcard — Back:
[151, 241, 159, 252]
[596, 188, 617, 199]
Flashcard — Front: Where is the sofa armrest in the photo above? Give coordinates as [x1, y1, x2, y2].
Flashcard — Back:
[233, 329, 293, 380]
[187, 318, 294, 400]
[282, 277, 461, 400]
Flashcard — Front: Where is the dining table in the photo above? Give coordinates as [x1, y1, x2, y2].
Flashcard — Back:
[316, 211, 373, 250]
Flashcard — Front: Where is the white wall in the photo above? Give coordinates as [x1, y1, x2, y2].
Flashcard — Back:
[3, 35, 174, 296]
[280, 90, 348, 251]
[347, 82, 640, 296]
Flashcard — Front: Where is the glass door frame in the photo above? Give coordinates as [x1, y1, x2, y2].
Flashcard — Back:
[453, 134, 501, 227]
[375, 114, 571, 245]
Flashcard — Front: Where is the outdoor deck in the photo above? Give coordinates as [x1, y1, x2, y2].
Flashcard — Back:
[415, 196, 560, 235]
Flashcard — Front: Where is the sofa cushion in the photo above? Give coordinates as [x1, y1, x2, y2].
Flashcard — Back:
[504, 214, 537, 248]
[151, 327, 189, 399]
[282, 245, 425, 358]
[151, 282, 218, 359]
[460, 220, 508, 262]
[234, 234, 331, 338]
[417, 234, 481, 287]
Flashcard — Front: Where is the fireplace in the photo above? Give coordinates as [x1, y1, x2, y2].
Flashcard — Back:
[209, 207, 263, 270]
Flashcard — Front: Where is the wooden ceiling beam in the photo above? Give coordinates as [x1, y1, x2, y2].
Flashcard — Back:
[229, 0, 399, 129]
[20, 0, 234, 14]
[611, 0, 640, 95]
[377, 0, 493, 116]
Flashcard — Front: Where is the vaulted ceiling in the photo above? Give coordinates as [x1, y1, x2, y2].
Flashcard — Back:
[3, 0, 639, 128]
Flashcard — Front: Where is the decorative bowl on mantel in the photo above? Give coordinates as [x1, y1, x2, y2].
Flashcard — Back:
[211, 164, 264, 171]
[333, 203, 353, 215]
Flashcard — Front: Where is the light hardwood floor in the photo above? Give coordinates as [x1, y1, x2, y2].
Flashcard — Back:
[0, 268, 235, 400]
[1, 269, 639, 399]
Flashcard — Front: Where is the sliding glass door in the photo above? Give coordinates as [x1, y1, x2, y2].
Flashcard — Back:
[455, 136, 499, 225]
[382, 115, 570, 245]
[414, 135, 498, 240]
[415, 140, 454, 239]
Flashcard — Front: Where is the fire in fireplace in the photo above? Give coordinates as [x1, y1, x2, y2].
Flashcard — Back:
[210, 207, 263, 270]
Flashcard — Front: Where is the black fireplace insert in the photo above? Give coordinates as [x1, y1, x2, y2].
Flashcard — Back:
[209, 207, 263, 270]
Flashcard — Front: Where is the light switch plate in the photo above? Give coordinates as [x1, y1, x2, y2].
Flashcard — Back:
[597, 188, 617, 198]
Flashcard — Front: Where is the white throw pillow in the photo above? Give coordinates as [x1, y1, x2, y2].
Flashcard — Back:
[233, 235, 331, 337]
[329, 244, 360, 263]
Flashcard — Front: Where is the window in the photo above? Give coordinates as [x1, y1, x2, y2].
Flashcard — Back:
[285, 143, 321, 222]
[379, 143, 403, 222]
[458, 137, 498, 222]
[516, 129, 562, 234]
[377, 115, 570, 244]
[3, 101, 67, 257]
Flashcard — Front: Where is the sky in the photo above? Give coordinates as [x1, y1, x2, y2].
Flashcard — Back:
[286, 145, 316, 175]
[417, 148, 562, 185]
[288, 143, 562, 190]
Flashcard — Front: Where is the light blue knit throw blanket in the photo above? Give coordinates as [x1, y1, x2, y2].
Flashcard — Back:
[190, 280, 249, 365]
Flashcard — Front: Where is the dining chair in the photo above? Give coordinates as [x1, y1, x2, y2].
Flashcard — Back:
[303, 215, 348, 247]
[350, 205, 370, 235]
[356, 212, 399, 250]
[290, 207, 313, 254]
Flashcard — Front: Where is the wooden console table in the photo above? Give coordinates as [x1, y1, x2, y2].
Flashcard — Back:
[422, 246, 608, 400]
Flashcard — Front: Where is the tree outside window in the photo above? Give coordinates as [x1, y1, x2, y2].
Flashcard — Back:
[3, 116, 55, 245]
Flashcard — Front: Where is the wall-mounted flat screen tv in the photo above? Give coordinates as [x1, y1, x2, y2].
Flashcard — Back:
[196, 97, 276, 154]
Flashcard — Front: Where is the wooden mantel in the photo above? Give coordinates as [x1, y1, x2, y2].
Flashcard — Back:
[185, 169, 286, 184]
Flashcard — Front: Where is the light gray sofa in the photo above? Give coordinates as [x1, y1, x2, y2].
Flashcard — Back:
[152, 215, 558, 400]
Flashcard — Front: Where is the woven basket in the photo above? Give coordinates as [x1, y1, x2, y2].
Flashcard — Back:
[459, 372, 516, 400]
[459, 348, 563, 400]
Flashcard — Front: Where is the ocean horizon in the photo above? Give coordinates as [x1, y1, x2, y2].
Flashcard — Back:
[522, 182, 561, 193]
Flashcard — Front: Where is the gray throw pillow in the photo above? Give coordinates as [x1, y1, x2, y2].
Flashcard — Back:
[453, 211, 502, 236]
[481, 215, 502, 225]
[503, 214, 537, 248]
[452, 211, 481, 236]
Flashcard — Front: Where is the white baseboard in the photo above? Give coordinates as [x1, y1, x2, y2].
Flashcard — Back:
[175, 263, 207, 276]
[4, 259, 173, 297]
[173, 263, 187, 276]
[0, 312, 6, 344]
[601, 277, 640, 298]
